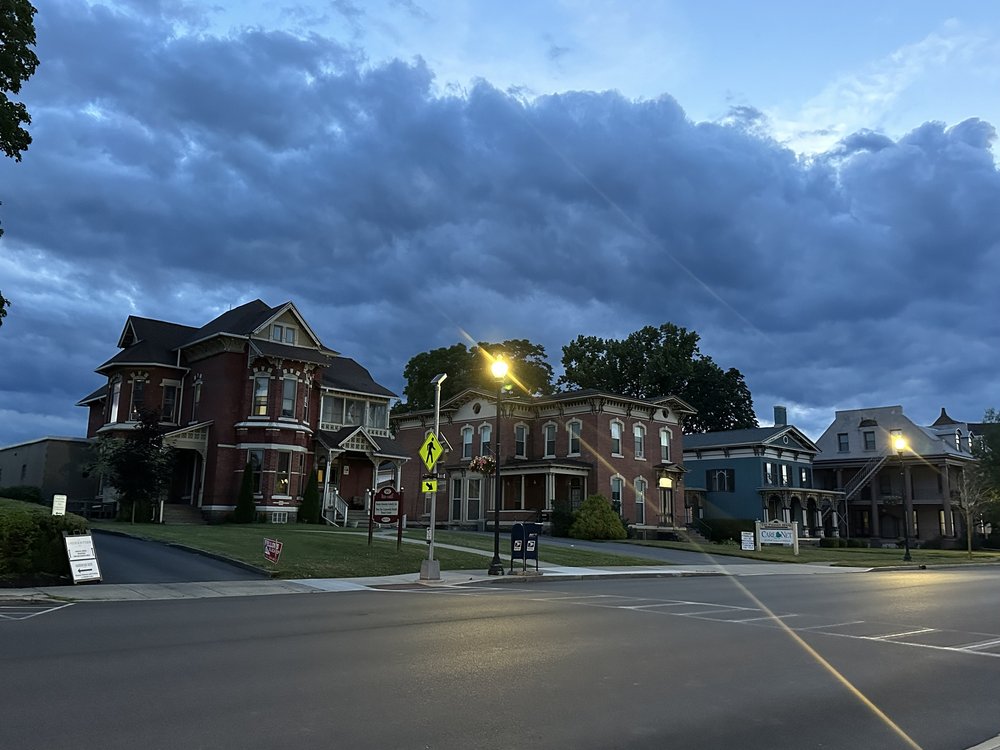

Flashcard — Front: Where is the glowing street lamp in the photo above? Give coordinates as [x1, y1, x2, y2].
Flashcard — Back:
[488, 357, 508, 576]
[894, 434, 913, 563]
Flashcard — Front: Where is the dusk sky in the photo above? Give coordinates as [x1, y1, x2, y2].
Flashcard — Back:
[2, 0, 999, 447]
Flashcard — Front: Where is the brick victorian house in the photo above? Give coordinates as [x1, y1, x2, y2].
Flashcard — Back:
[391, 388, 695, 533]
[77, 300, 407, 521]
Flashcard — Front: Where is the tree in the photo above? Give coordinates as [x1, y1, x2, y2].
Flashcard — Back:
[233, 461, 257, 523]
[560, 323, 757, 433]
[0, 0, 37, 163]
[1, 1, 40, 322]
[298, 470, 321, 524]
[397, 339, 555, 412]
[952, 466, 998, 558]
[88, 409, 175, 523]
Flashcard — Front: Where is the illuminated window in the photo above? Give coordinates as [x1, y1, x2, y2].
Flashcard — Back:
[253, 375, 270, 416]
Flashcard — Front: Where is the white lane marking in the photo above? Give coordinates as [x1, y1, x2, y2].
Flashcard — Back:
[870, 628, 937, 640]
[957, 638, 1000, 652]
[796, 620, 865, 630]
[0, 602, 74, 621]
[729, 614, 800, 623]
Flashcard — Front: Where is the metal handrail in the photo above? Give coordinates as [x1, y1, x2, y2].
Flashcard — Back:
[843, 450, 890, 502]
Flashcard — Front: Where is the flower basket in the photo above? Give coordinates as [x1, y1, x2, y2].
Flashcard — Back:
[469, 455, 496, 475]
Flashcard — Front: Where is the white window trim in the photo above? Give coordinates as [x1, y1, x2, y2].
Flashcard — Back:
[660, 427, 672, 463]
[514, 423, 529, 458]
[567, 419, 582, 457]
[633, 423, 646, 460]
[461, 425, 474, 460]
[479, 423, 493, 456]
[543, 421, 558, 458]
[610, 419, 624, 457]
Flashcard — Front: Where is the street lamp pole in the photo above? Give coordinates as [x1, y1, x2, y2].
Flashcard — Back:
[894, 435, 912, 563]
[488, 358, 508, 576]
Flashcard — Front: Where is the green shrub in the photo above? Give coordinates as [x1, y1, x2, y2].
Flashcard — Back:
[298, 470, 321, 524]
[569, 494, 627, 541]
[0, 485, 42, 504]
[844, 538, 866, 548]
[0, 498, 89, 585]
[701, 519, 755, 544]
[232, 462, 256, 523]
[551, 500, 575, 537]
[819, 537, 849, 548]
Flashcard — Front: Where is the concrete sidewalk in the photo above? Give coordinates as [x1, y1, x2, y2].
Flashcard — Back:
[0, 561, 873, 602]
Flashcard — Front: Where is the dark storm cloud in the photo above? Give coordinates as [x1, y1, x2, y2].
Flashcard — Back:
[2, 0, 999, 446]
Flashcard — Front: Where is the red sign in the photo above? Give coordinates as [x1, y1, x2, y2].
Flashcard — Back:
[373, 487, 401, 523]
[263, 537, 283, 564]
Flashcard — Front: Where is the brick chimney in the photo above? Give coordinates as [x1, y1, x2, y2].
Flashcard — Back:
[773, 405, 787, 426]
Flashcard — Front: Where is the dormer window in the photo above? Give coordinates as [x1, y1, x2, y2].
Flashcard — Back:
[272, 324, 296, 345]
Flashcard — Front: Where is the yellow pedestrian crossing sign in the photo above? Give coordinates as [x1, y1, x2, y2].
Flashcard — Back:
[421, 479, 438, 493]
[420, 433, 444, 471]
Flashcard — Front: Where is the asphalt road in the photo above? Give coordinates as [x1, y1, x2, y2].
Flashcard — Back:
[92, 530, 267, 583]
[3, 567, 1000, 749]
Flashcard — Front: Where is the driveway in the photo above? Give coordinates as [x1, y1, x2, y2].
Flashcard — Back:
[92, 530, 267, 584]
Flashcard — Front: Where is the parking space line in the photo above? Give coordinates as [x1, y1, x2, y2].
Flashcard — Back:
[870, 628, 936, 640]
[795, 620, 864, 631]
[957, 637, 1000, 652]
[730, 614, 800, 623]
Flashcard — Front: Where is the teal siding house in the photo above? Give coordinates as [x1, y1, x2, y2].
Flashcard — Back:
[683, 407, 846, 536]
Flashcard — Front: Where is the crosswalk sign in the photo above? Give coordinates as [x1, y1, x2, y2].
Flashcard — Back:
[420, 433, 444, 471]
[421, 479, 438, 493]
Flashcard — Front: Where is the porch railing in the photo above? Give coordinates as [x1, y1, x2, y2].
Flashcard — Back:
[322, 490, 350, 527]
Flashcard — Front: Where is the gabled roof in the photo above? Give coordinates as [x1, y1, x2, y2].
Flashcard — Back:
[100, 317, 196, 372]
[683, 425, 819, 453]
[321, 357, 396, 398]
[76, 383, 108, 406]
[316, 427, 409, 460]
[182, 299, 276, 344]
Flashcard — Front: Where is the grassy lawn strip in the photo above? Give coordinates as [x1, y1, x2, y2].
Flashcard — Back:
[624, 539, 1000, 567]
[90, 523, 488, 579]
[405, 530, 667, 567]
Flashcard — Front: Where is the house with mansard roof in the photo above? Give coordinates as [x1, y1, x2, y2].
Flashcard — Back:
[77, 300, 408, 522]
[391, 387, 695, 533]
[682, 406, 845, 536]
[811, 405, 978, 542]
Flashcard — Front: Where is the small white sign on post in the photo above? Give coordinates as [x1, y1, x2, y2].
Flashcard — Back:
[52, 494, 68, 516]
[64, 534, 102, 583]
[740, 531, 755, 551]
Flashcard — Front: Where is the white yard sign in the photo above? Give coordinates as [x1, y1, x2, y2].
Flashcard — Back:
[755, 521, 799, 555]
[64, 534, 102, 583]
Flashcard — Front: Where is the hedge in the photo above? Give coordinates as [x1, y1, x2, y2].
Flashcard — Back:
[0, 498, 89, 586]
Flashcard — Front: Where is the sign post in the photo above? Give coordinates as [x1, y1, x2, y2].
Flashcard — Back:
[421, 372, 447, 581]
[370, 486, 403, 550]
[755, 520, 799, 555]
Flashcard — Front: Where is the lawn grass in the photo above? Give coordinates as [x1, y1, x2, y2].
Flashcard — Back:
[89, 522, 665, 577]
[90, 522, 489, 579]
[408, 529, 665, 567]
[624, 539, 1000, 567]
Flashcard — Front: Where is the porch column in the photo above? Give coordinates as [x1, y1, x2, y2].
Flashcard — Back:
[197, 449, 207, 508]
[830, 501, 840, 537]
[941, 464, 954, 537]
[546, 474, 555, 509]
[781, 498, 791, 524]
[870, 485, 880, 538]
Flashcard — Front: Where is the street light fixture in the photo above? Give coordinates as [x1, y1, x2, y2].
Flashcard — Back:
[488, 357, 508, 576]
[894, 434, 913, 562]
